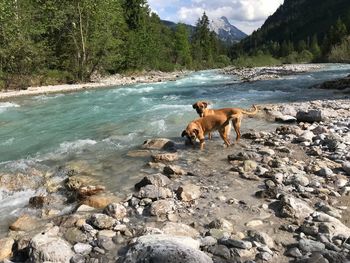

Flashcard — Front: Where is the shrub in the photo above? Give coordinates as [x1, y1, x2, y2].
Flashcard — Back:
[328, 36, 350, 63]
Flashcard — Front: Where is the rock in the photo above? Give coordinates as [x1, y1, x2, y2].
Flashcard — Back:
[135, 173, 171, 190]
[318, 167, 334, 177]
[76, 204, 95, 212]
[70, 254, 86, 263]
[281, 105, 297, 116]
[258, 148, 275, 156]
[123, 235, 213, 263]
[73, 243, 92, 255]
[142, 138, 176, 151]
[208, 229, 229, 240]
[28, 227, 74, 263]
[286, 173, 310, 187]
[201, 236, 217, 247]
[220, 239, 252, 249]
[126, 150, 152, 158]
[246, 220, 263, 228]
[89, 213, 116, 230]
[275, 115, 297, 123]
[150, 200, 175, 216]
[77, 185, 105, 197]
[207, 244, 231, 259]
[313, 212, 350, 237]
[98, 230, 116, 238]
[0, 238, 14, 261]
[176, 184, 201, 202]
[228, 152, 260, 161]
[104, 203, 127, 220]
[299, 238, 325, 252]
[64, 227, 87, 244]
[9, 214, 42, 232]
[152, 153, 179, 162]
[342, 162, 350, 176]
[243, 160, 258, 172]
[163, 165, 186, 177]
[297, 131, 315, 142]
[162, 222, 200, 238]
[247, 231, 274, 248]
[279, 195, 314, 219]
[82, 193, 120, 209]
[97, 236, 116, 251]
[0, 170, 44, 192]
[137, 185, 172, 200]
[208, 219, 234, 233]
[296, 110, 324, 123]
[285, 247, 302, 258]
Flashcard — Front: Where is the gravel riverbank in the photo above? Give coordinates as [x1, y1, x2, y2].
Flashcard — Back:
[1, 98, 349, 262]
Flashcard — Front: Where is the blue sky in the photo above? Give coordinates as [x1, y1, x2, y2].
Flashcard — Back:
[148, 0, 284, 34]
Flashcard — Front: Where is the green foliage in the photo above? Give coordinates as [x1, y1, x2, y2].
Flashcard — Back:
[282, 50, 314, 64]
[232, 54, 282, 68]
[328, 36, 350, 62]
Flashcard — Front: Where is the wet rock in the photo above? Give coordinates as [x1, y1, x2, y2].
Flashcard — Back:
[137, 185, 172, 200]
[176, 184, 201, 202]
[104, 203, 127, 220]
[152, 152, 179, 162]
[77, 185, 105, 197]
[9, 214, 42, 232]
[299, 238, 325, 252]
[296, 110, 324, 123]
[0, 170, 44, 192]
[89, 213, 117, 230]
[123, 235, 212, 263]
[342, 162, 350, 175]
[162, 222, 200, 238]
[73, 242, 92, 255]
[28, 226, 74, 263]
[82, 193, 120, 209]
[0, 238, 14, 261]
[163, 165, 186, 177]
[126, 150, 152, 158]
[279, 195, 314, 219]
[66, 175, 98, 191]
[142, 138, 176, 151]
[150, 200, 175, 216]
[135, 173, 171, 190]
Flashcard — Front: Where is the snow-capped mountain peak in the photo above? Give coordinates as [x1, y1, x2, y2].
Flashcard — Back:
[210, 16, 247, 43]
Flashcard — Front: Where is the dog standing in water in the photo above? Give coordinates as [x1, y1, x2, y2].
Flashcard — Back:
[192, 101, 258, 141]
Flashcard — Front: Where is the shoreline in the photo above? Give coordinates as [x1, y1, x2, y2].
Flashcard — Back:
[0, 70, 190, 101]
[0, 97, 349, 262]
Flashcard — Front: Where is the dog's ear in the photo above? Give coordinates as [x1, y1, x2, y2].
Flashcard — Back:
[193, 129, 199, 135]
[192, 103, 198, 109]
[181, 130, 188, 137]
[202, 102, 209, 108]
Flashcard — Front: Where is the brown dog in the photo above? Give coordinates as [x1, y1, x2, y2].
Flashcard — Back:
[181, 114, 234, 150]
[192, 101, 258, 141]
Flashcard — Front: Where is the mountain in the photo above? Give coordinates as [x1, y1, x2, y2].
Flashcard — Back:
[240, 0, 350, 53]
[161, 20, 196, 35]
[209, 16, 247, 43]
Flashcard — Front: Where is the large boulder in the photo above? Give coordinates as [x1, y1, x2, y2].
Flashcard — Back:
[123, 235, 213, 263]
[296, 110, 324, 123]
[28, 227, 74, 263]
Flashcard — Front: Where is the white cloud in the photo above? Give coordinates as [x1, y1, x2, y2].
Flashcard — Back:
[149, 0, 284, 34]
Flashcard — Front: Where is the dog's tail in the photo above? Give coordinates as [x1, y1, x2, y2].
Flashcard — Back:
[241, 104, 258, 115]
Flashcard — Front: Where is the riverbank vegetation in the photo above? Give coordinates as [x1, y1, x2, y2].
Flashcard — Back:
[0, 0, 229, 90]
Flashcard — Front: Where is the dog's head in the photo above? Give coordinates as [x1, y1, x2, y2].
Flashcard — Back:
[181, 123, 199, 143]
[192, 101, 209, 117]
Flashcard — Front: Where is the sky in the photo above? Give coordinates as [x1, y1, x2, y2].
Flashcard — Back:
[148, 0, 284, 35]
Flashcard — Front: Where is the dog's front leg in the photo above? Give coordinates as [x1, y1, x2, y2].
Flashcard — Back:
[199, 139, 205, 150]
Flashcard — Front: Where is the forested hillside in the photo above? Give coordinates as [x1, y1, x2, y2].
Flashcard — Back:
[232, 0, 350, 64]
[0, 0, 229, 90]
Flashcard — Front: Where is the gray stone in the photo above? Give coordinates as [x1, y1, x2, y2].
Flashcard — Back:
[258, 148, 275, 156]
[73, 243, 92, 255]
[299, 238, 325, 252]
[296, 110, 324, 123]
[150, 200, 175, 216]
[162, 222, 200, 238]
[207, 245, 231, 259]
[318, 167, 334, 177]
[163, 165, 186, 177]
[208, 218, 234, 233]
[104, 203, 127, 220]
[28, 227, 74, 263]
[342, 162, 350, 176]
[201, 236, 217, 247]
[89, 213, 116, 230]
[97, 236, 115, 251]
[123, 235, 213, 263]
[137, 185, 172, 200]
[142, 138, 175, 150]
[135, 173, 171, 190]
[297, 131, 315, 142]
[247, 231, 274, 248]
[220, 239, 252, 249]
[279, 195, 314, 219]
[152, 152, 179, 162]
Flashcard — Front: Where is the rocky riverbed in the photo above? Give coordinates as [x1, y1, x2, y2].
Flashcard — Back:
[0, 98, 350, 263]
[221, 64, 324, 82]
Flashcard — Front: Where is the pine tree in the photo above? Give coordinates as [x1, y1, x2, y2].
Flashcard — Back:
[310, 34, 321, 58]
[174, 24, 192, 67]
